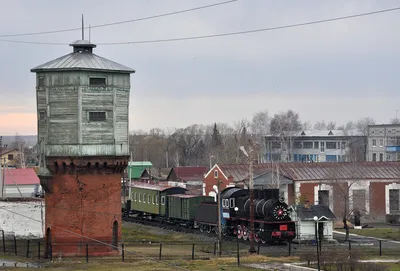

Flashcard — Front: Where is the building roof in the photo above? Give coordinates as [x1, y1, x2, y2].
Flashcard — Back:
[0, 148, 18, 156]
[172, 167, 208, 182]
[265, 129, 363, 138]
[217, 162, 400, 183]
[128, 161, 153, 179]
[143, 167, 172, 181]
[4, 168, 40, 185]
[293, 205, 336, 221]
[31, 40, 135, 73]
[129, 182, 177, 192]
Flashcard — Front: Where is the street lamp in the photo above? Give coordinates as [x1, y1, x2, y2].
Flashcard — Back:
[313, 216, 320, 271]
[239, 143, 256, 254]
[213, 182, 222, 256]
[234, 207, 240, 266]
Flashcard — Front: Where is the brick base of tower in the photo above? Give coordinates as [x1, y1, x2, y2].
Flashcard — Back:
[40, 157, 127, 257]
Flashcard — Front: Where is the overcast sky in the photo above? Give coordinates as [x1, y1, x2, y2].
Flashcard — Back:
[0, 0, 399, 136]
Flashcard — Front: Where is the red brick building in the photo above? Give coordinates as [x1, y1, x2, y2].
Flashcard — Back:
[204, 162, 400, 223]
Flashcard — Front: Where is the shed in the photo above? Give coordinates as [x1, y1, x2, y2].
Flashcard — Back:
[2, 168, 42, 197]
[290, 204, 336, 243]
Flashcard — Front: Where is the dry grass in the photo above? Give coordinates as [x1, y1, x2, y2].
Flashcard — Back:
[337, 228, 400, 241]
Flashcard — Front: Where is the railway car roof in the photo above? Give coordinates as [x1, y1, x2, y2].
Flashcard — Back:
[168, 194, 205, 198]
[220, 187, 247, 198]
[130, 183, 181, 192]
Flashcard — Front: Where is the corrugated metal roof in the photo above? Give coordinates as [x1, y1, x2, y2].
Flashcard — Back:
[173, 166, 208, 182]
[31, 40, 135, 73]
[130, 182, 174, 192]
[4, 168, 39, 185]
[218, 162, 400, 182]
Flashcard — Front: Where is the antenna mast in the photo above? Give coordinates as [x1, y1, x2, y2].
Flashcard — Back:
[81, 14, 84, 40]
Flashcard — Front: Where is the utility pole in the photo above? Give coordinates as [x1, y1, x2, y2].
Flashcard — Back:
[248, 139, 256, 254]
[213, 177, 222, 256]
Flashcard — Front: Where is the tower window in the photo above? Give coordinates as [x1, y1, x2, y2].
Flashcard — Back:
[38, 77, 44, 87]
[39, 111, 46, 120]
[89, 77, 106, 86]
[89, 112, 106, 122]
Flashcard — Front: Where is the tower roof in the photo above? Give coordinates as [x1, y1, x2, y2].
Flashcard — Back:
[31, 40, 135, 73]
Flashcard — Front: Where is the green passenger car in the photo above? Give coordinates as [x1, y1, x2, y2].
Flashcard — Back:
[130, 183, 186, 217]
[168, 195, 214, 221]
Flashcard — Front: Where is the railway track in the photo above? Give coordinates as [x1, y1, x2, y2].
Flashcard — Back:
[122, 213, 288, 247]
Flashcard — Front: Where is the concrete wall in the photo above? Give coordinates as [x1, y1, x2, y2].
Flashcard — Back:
[0, 199, 44, 238]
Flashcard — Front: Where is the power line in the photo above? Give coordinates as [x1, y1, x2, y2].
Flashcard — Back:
[1, 6, 399, 46]
[0, 0, 237, 38]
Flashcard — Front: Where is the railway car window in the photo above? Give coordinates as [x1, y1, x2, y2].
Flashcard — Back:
[139, 193, 142, 202]
[156, 196, 159, 205]
[148, 194, 151, 204]
[152, 195, 155, 205]
[143, 193, 146, 203]
[161, 196, 165, 205]
[134, 192, 137, 202]
[229, 198, 235, 208]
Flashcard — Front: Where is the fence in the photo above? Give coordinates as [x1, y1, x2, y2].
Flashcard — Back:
[1, 230, 399, 266]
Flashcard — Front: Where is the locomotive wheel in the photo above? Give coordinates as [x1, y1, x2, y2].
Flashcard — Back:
[242, 226, 249, 241]
[254, 232, 261, 243]
[237, 225, 243, 239]
[199, 225, 204, 233]
[206, 225, 211, 234]
[260, 238, 266, 244]
[214, 226, 219, 234]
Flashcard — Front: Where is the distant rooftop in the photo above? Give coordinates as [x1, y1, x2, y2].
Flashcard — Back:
[265, 129, 363, 137]
[31, 40, 135, 73]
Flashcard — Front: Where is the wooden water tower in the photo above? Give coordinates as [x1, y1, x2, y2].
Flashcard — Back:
[31, 38, 135, 256]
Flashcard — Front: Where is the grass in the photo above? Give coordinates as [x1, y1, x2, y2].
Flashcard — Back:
[337, 228, 400, 241]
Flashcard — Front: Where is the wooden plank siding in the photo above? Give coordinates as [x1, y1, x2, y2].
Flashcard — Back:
[36, 71, 131, 156]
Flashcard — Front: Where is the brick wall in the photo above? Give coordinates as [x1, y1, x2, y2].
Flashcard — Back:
[45, 173, 121, 256]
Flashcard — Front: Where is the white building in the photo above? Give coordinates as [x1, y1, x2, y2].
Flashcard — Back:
[367, 124, 400, 162]
[264, 130, 366, 163]
[290, 204, 336, 243]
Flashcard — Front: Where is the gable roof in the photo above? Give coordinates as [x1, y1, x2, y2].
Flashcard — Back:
[293, 205, 336, 220]
[0, 148, 19, 156]
[128, 161, 153, 179]
[203, 164, 229, 180]
[218, 162, 400, 183]
[142, 167, 172, 181]
[4, 168, 40, 185]
[172, 166, 208, 182]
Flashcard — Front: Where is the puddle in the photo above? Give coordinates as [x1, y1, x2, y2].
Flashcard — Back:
[0, 259, 42, 268]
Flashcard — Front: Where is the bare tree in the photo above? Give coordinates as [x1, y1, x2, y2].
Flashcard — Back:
[327, 121, 336, 130]
[270, 110, 302, 161]
[302, 121, 312, 131]
[356, 117, 375, 136]
[314, 121, 327, 130]
[390, 118, 400, 124]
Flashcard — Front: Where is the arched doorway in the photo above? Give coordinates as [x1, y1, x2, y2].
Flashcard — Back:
[112, 221, 118, 250]
[45, 228, 52, 259]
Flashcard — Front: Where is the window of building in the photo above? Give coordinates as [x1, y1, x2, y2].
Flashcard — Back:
[379, 138, 384, 147]
[314, 142, 319, 149]
[7, 154, 13, 160]
[318, 190, 329, 206]
[372, 139, 377, 147]
[134, 192, 137, 202]
[379, 153, 383, 162]
[303, 142, 313, 149]
[89, 112, 106, 122]
[341, 142, 346, 149]
[39, 111, 46, 121]
[389, 189, 400, 211]
[161, 196, 165, 205]
[214, 170, 218, 178]
[38, 77, 44, 87]
[353, 189, 366, 215]
[320, 142, 325, 152]
[271, 141, 281, 149]
[326, 142, 336, 149]
[372, 153, 377, 161]
[293, 142, 302, 149]
[326, 155, 337, 162]
[89, 77, 106, 86]
[337, 142, 341, 149]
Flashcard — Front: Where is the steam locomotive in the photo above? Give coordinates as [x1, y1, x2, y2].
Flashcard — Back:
[194, 187, 296, 243]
